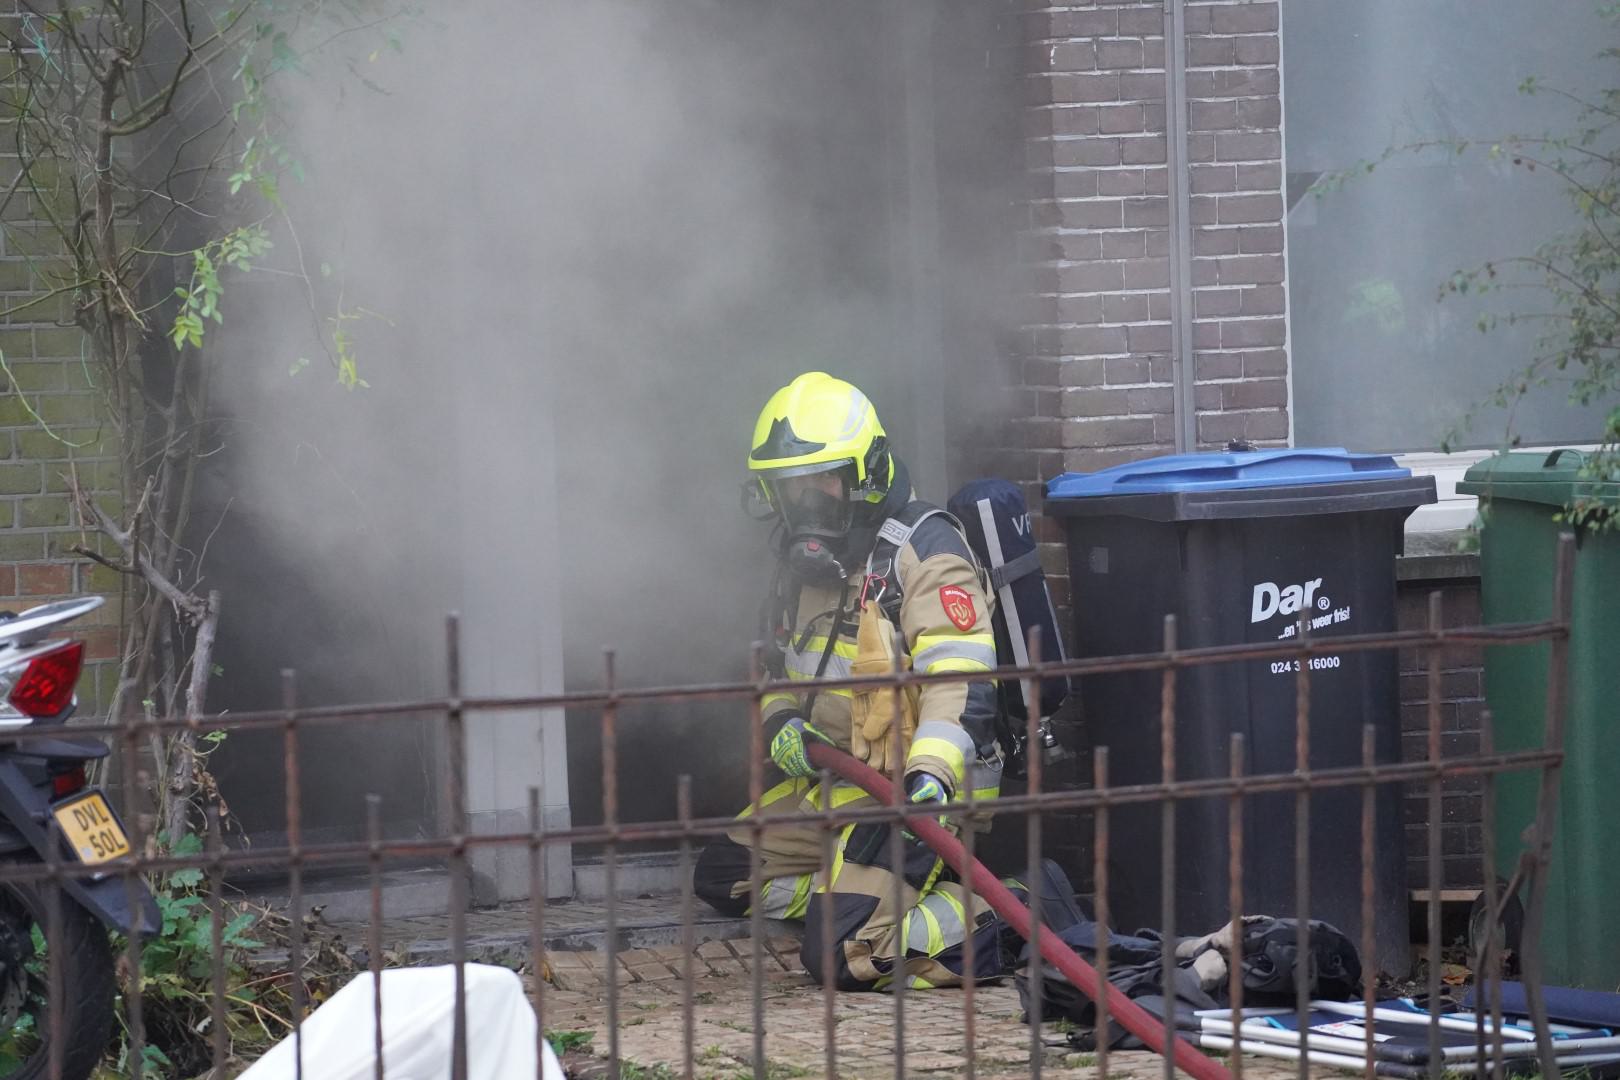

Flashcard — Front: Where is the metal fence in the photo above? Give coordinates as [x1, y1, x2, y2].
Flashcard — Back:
[0, 535, 1577, 1080]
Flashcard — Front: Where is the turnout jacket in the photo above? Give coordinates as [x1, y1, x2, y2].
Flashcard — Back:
[763, 498, 1002, 800]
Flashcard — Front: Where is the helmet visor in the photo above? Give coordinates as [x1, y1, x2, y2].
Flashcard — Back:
[757, 457, 858, 483]
[763, 462, 856, 536]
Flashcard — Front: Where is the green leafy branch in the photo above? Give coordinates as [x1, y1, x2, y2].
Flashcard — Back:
[169, 225, 274, 351]
[327, 301, 390, 390]
[110, 825, 364, 1077]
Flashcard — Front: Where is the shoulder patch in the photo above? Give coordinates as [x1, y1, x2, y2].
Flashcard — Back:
[906, 514, 974, 563]
[939, 585, 976, 631]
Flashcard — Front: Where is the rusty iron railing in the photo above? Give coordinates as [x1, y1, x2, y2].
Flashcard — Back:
[0, 536, 1576, 1080]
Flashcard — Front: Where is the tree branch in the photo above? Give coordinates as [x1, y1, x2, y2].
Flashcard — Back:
[66, 543, 133, 575]
[79, 484, 206, 623]
[111, 1, 257, 136]
[164, 587, 219, 843]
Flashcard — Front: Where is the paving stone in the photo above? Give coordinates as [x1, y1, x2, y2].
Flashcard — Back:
[695, 940, 734, 961]
[311, 895, 1334, 1078]
[626, 961, 679, 982]
[546, 951, 594, 968]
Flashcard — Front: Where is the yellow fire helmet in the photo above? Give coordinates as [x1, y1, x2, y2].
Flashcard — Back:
[748, 372, 892, 503]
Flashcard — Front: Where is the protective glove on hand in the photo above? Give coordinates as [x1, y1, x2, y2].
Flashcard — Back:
[903, 768, 954, 845]
[905, 770, 948, 806]
[768, 712, 831, 778]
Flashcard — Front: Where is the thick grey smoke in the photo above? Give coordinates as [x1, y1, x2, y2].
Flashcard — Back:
[199, 2, 1022, 891]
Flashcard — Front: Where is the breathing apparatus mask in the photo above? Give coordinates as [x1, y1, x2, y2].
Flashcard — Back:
[773, 464, 859, 584]
[741, 461, 872, 585]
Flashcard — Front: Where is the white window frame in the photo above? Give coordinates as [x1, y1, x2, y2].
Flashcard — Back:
[1395, 444, 1602, 534]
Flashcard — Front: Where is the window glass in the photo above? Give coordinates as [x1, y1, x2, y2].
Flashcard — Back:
[1284, 0, 1612, 451]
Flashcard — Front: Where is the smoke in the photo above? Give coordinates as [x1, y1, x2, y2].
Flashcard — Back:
[199, 1, 1022, 856]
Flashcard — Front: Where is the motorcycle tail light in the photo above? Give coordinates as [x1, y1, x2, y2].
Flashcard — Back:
[50, 764, 85, 799]
[8, 641, 84, 719]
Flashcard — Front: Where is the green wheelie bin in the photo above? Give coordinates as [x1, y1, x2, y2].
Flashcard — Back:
[1457, 448, 1620, 990]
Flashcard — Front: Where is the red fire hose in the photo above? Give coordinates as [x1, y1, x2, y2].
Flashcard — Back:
[806, 742, 1232, 1080]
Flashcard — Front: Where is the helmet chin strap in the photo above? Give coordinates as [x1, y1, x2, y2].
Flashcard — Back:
[853, 454, 909, 529]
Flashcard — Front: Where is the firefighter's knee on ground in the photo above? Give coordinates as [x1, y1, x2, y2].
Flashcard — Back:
[800, 891, 881, 991]
[693, 837, 751, 917]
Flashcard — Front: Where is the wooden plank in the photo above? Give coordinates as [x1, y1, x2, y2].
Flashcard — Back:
[1408, 888, 1482, 903]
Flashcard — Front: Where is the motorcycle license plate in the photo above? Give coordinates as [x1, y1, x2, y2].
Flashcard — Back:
[51, 792, 130, 865]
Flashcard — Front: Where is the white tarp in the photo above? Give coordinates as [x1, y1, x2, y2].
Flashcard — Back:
[238, 963, 565, 1080]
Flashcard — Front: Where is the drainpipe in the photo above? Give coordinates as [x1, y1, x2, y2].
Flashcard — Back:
[1164, 0, 1197, 452]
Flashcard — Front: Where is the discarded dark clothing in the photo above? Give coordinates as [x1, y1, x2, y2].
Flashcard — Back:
[1014, 915, 1361, 1050]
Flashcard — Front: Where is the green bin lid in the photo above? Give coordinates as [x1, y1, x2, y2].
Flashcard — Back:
[1456, 448, 1619, 508]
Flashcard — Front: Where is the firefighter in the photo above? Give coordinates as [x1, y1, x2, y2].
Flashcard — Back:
[694, 372, 1009, 990]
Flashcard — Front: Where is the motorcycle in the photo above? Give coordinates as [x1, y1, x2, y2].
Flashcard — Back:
[0, 597, 158, 1080]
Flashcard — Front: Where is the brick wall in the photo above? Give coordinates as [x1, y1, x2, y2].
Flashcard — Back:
[995, 2, 1500, 913]
[1014, 0, 1289, 613]
[0, 159, 122, 714]
[1397, 574, 1487, 893]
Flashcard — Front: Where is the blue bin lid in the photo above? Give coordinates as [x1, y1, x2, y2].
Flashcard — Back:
[1046, 448, 1412, 499]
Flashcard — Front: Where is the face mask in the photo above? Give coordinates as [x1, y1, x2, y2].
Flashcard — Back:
[780, 485, 852, 584]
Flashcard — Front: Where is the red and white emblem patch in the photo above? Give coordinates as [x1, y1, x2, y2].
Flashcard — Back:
[939, 585, 977, 631]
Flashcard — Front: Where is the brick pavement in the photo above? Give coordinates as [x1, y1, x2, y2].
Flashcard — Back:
[318, 895, 789, 967]
[530, 933, 1310, 1080]
[321, 899, 1322, 1078]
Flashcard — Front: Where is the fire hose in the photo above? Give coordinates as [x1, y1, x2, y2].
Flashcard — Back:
[805, 741, 1232, 1080]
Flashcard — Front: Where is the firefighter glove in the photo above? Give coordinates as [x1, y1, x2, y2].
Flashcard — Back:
[906, 770, 948, 806]
[850, 599, 920, 776]
[768, 712, 830, 778]
[902, 768, 954, 859]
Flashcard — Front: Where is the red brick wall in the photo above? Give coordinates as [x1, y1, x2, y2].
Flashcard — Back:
[1005, 3, 1489, 907]
[1014, 0, 1289, 615]
[1398, 576, 1487, 892]
[0, 339, 121, 714]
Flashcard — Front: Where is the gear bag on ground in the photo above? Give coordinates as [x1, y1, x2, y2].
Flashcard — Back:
[1015, 914, 1362, 1051]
